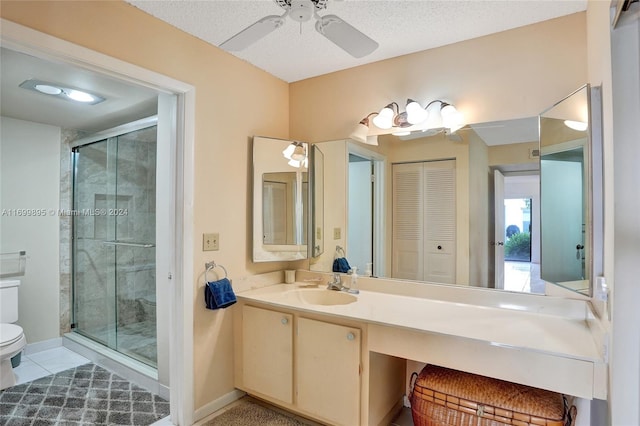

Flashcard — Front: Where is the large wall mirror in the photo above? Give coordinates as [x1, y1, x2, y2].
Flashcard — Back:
[308, 118, 544, 293]
[539, 85, 603, 297]
[252, 136, 309, 262]
[307, 86, 602, 297]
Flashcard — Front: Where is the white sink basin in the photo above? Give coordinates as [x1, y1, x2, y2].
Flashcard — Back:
[282, 288, 357, 306]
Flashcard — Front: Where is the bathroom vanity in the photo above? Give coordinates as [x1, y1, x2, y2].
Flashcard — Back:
[234, 274, 607, 426]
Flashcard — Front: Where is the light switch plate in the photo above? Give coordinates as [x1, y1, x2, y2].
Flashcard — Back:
[333, 227, 341, 240]
[203, 233, 219, 251]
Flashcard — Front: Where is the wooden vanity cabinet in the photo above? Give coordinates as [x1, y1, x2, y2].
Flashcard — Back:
[237, 304, 362, 425]
[241, 305, 293, 404]
[296, 317, 361, 425]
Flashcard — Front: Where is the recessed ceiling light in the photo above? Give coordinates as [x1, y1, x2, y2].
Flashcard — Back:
[34, 84, 63, 95]
[65, 89, 97, 103]
[19, 79, 105, 105]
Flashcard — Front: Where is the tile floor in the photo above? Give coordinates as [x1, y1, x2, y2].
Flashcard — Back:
[12, 346, 90, 385]
[503, 261, 546, 294]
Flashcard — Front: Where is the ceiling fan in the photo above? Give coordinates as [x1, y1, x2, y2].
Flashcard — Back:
[219, 0, 379, 58]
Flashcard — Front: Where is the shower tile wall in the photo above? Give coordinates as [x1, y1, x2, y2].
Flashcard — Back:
[72, 127, 157, 366]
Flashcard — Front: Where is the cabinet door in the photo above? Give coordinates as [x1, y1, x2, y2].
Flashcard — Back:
[242, 305, 293, 403]
[296, 317, 361, 425]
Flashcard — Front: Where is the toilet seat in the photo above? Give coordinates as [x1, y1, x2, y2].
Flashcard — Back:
[0, 323, 24, 348]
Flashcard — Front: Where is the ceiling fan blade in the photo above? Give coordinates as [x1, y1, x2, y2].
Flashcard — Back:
[315, 14, 378, 58]
[220, 15, 285, 51]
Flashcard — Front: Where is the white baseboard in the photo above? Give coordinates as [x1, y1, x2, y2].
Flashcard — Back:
[24, 337, 63, 355]
[193, 389, 245, 423]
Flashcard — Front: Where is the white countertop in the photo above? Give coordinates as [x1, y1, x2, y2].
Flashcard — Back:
[237, 282, 602, 363]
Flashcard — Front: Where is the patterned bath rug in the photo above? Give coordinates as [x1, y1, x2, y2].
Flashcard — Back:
[0, 362, 169, 425]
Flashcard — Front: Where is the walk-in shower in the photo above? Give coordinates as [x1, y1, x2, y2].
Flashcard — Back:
[71, 117, 158, 368]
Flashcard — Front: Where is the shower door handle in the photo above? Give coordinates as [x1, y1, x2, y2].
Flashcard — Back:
[102, 240, 155, 248]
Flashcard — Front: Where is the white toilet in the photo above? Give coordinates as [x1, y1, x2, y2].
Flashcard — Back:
[0, 279, 27, 390]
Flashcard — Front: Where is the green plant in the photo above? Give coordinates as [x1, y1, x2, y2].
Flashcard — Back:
[506, 224, 520, 238]
[505, 232, 531, 260]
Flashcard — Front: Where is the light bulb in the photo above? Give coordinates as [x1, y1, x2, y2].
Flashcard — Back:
[34, 84, 63, 95]
[372, 105, 394, 129]
[291, 144, 306, 161]
[441, 104, 464, 132]
[65, 89, 96, 103]
[282, 143, 296, 160]
[406, 99, 428, 124]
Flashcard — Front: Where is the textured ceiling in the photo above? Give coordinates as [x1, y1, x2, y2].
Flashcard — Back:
[127, 0, 587, 83]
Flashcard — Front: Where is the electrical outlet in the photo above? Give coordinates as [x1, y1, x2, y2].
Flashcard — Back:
[203, 233, 219, 251]
[333, 227, 341, 240]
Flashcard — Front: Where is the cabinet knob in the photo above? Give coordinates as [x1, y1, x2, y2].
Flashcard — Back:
[346, 332, 356, 341]
[281, 317, 289, 325]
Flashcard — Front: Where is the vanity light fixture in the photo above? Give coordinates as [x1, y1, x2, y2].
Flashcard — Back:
[352, 98, 465, 141]
[282, 141, 308, 168]
[19, 79, 105, 105]
[349, 112, 380, 145]
[563, 120, 588, 131]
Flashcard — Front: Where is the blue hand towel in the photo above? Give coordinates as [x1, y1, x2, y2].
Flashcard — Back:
[332, 257, 351, 273]
[205, 277, 236, 310]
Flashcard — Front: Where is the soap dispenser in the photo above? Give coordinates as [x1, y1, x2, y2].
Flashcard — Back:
[348, 267, 359, 294]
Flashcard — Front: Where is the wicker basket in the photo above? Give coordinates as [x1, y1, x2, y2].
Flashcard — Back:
[409, 364, 576, 426]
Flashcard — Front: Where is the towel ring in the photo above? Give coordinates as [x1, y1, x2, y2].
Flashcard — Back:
[205, 261, 228, 283]
[335, 245, 346, 257]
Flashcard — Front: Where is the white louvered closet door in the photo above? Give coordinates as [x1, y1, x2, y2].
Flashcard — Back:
[392, 160, 456, 283]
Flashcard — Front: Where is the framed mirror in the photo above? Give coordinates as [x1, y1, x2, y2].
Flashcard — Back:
[539, 85, 603, 296]
[252, 136, 308, 262]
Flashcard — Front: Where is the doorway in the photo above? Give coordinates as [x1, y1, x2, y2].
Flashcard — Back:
[2, 20, 195, 425]
[500, 174, 543, 293]
[347, 143, 385, 277]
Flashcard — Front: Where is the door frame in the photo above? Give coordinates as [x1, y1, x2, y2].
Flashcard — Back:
[347, 142, 386, 277]
[1, 19, 196, 425]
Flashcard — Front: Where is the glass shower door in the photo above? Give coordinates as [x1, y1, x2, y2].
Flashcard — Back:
[72, 125, 158, 367]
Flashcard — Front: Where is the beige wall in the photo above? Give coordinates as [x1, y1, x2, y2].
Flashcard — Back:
[1, 1, 594, 419]
[290, 12, 587, 143]
[0, 0, 291, 411]
[0, 116, 61, 343]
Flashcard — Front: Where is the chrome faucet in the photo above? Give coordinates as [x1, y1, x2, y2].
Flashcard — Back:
[327, 273, 344, 291]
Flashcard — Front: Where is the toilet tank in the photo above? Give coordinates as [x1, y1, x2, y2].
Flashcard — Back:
[0, 280, 20, 323]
